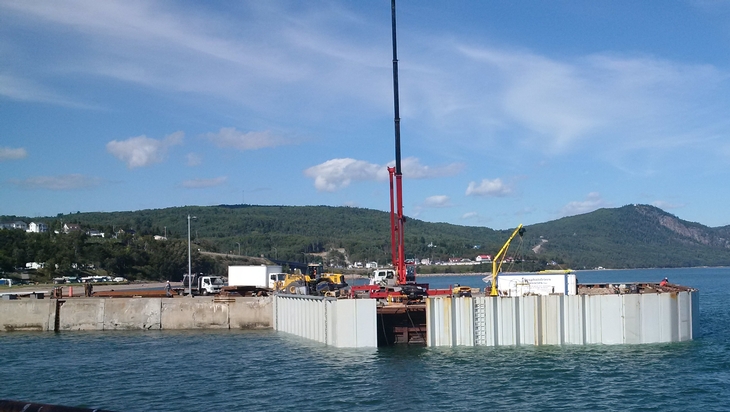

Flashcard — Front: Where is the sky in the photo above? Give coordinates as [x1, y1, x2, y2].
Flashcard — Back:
[2, 0, 730, 230]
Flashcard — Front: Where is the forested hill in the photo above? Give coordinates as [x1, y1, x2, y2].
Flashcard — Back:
[525, 204, 730, 268]
[3, 203, 730, 272]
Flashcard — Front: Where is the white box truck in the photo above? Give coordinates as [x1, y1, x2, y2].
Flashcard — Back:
[225, 265, 284, 296]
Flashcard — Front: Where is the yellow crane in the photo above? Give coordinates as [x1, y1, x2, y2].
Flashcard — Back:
[489, 224, 525, 296]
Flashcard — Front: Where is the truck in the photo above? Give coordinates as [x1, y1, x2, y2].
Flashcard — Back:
[225, 265, 284, 296]
[180, 273, 226, 296]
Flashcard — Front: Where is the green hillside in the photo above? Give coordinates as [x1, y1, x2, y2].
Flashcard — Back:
[2, 203, 730, 281]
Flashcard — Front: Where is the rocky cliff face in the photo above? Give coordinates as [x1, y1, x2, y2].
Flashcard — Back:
[634, 204, 730, 249]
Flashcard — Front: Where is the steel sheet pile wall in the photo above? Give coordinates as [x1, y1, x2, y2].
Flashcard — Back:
[273, 295, 377, 348]
[426, 291, 698, 347]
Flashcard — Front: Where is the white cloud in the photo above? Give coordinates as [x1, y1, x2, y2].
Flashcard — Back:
[465, 178, 512, 197]
[304, 157, 462, 192]
[181, 176, 227, 188]
[0, 146, 28, 161]
[454, 45, 726, 155]
[462, 212, 478, 220]
[303, 158, 383, 192]
[397, 157, 464, 179]
[106, 131, 183, 168]
[204, 128, 288, 151]
[423, 195, 451, 208]
[0, 73, 96, 109]
[559, 192, 610, 217]
[8, 174, 103, 190]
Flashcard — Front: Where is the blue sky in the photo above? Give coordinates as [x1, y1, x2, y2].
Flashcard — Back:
[2, 0, 730, 230]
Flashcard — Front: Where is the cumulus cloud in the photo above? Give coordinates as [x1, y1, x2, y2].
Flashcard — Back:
[107, 131, 183, 168]
[423, 195, 452, 208]
[303, 158, 383, 192]
[465, 178, 512, 197]
[8, 174, 103, 190]
[0, 147, 27, 161]
[204, 128, 287, 151]
[181, 176, 227, 188]
[559, 192, 610, 217]
[305, 157, 464, 192]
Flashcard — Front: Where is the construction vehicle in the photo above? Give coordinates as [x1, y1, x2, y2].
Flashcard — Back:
[223, 265, 285, 296]
[349, 1, 450, 303]
[452, 284, 473, 297]
[180, 273, 225, 296]
[278, 263, 348, 296]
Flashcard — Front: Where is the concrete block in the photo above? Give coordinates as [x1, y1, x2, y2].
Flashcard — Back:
[0, 300, 54, 332]
[160, 297, 229, 329]
[59, 299, 105, 331]
[228, 297, 272, 329]
[103, 298, 162, 330]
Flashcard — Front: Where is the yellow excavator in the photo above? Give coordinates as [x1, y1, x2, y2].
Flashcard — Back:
[278, 263, 348, 296]
[489, 224, 525, 296]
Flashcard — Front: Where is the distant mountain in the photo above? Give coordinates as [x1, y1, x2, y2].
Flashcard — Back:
[525, 204, 730, 269]
[4, 203, 730, 270]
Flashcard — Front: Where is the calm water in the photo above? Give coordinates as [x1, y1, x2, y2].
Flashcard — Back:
[1, 268, 729, 411]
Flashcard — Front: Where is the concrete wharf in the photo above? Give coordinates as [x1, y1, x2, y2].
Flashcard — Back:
[1, 282, 698, 349]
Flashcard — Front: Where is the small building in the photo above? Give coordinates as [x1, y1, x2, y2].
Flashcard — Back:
[0, 221, 28, 230]
[27, 222, 48, 233]
[63, 223, 81, 233]
[475, 254, 492, 263]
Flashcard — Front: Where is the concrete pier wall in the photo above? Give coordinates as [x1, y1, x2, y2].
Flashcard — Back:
[0, 297, 272, 332]
[426, 290, 699, 347]
[273, 295, 377, 348]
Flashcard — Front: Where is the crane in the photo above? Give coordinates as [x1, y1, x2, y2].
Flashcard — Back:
[489, 224, 525, 296]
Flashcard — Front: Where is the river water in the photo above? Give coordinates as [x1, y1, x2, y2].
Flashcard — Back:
[1, 267, 728, 411]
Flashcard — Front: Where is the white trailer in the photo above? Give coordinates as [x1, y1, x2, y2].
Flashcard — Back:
[496, 271, 577, 297]
[228, 265, 284, 290]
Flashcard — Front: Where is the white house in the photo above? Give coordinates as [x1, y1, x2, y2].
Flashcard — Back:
[1, 221, 27, 230]
[475, 254, 492, 263]
[63, 223, 81, 233]
[28, 222, 48, 233]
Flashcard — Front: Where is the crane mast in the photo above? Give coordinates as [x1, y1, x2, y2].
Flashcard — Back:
[390, 0, 408, 285]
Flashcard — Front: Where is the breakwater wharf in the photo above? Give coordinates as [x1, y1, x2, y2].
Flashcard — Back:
[0, 296, 271, 332]
[1, 282, 698, 349]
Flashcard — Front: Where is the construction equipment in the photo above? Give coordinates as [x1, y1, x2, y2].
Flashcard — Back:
[489, 224, 525, 296]
[223, 265, 285, 296]
[277, 263, 348, 296]
[452, 284, 473, 297]
[350, 0, 450, 302]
